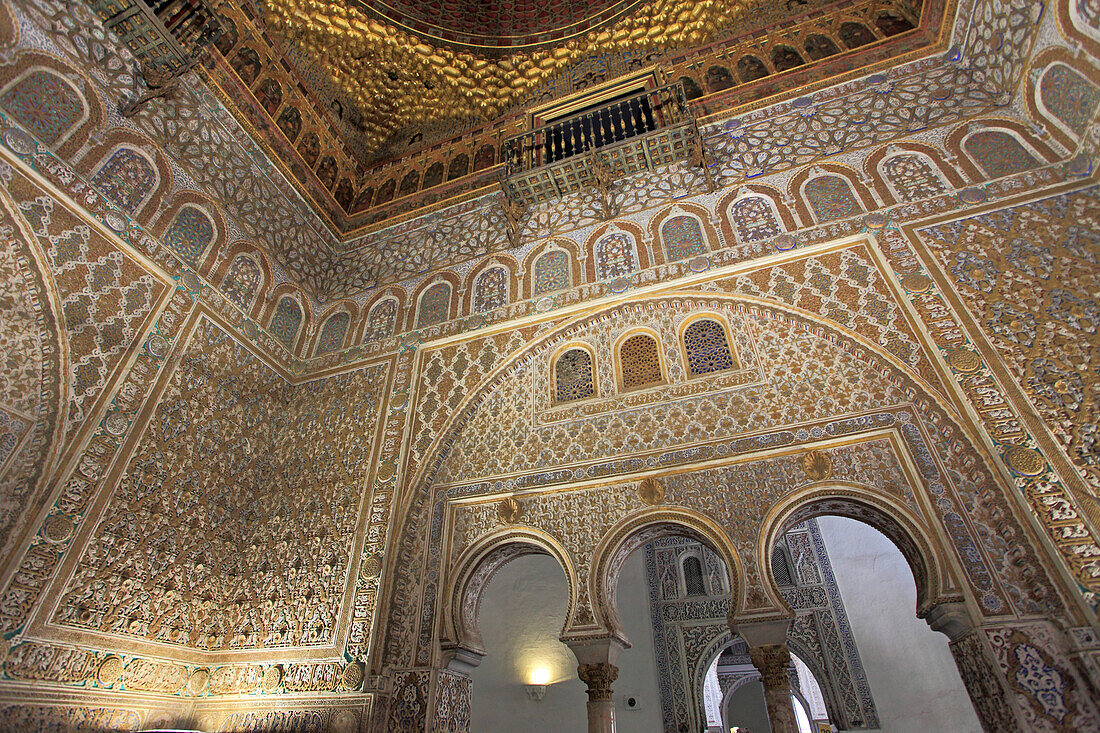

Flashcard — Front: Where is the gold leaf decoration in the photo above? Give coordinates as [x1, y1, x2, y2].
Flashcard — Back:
[637, 477, 666, 506]
[496, 496, 523, 524]
[800, 450, 833, 482]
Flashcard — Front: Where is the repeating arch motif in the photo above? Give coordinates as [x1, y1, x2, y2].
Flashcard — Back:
[661, 215, 708, 262]
[804, 175, 863, 223]
[0, 69, 85, 146]
[532, 249, 571, 295]
[595, 232, 637, 280]
[619, 332, 663, 389]
[880, 154, 947, 202]
[163, 205, 215, 267]
[964, 130, 1040, 179]
[222, 254, 262, 310]
[472, 266, 508, 313]
[417, 281, 452, 328]
[727, 196, 783, 242]
[90, 147, 158, 215]
[682, 318, 736, 376]
[269, 295, 303, 351]
[1038, 63, 1100, 136]
[365, 297, 399, 341]
[315, 312, 350, 355]
[553, 347, 595, 403]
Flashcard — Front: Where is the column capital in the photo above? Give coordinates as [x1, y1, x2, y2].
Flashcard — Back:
[924, 601, 974, 642]
[748, 643, 793, 690]
[577, 662, 619, 702]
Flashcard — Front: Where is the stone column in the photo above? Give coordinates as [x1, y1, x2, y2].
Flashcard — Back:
[749, 643, 797, 733]
[732, 618, 796, 733]
[577, 662, 619, 733]
[565, 636, 627, 733]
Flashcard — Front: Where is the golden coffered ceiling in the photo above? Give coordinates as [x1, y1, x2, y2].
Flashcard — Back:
[255, 0, 792, 161]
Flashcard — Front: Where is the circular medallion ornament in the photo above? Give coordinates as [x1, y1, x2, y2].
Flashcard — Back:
[390, 390, 409, 409]
[958, 188, 988, 205]
[466, 314, 485, 329]
[792, 96, 813, 108]
[687, 255, 711, 273]
[900, 273, 932, 294]
[103, 411, 129, 436]
[609, 277, 630, 294]
[261, 665, 283, 692]
[146, 334, 169, 358]
[186, 668, 210, 696]
[376, 460, 396, 482]
[1004, 445, 1046, 477]
[637, 477, 666, 506]
[97, 656, 123, 687]
[864, 212, 888, 230]
[242, 321, 259, 339]
[3, 129, 35, 155]
[496, 496, 522, 524]
[773, 234, 797, 251]
[800, 450, 833, 482]
[103, 211, 128, 232]
[535, 296, 556, 313]
[866, 73, 888, 85]
[180, 272, 201, 291]
[946, 348, 982, 374]
[43, 513, 75, 543]
[340, 661, 364, 691]
[361, 554, 382, 577]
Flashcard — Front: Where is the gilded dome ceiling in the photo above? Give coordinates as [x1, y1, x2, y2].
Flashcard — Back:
[348, 0, 647, 53]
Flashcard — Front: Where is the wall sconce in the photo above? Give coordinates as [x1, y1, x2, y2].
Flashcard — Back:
[526, 668, 550, 702]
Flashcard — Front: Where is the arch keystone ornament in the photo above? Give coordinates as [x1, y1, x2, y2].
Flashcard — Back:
[496, 496, 523, 524]
[637, 477, 666, 505]
[800, 450, 833, 481]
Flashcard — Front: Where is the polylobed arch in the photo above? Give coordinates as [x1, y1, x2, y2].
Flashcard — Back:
[440, 527, 580, 666]
[758, 482, 961, 618]
[589, 507, 744, 641]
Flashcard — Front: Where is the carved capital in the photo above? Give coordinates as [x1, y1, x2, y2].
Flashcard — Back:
[577, 662, 618, 702]
[749, 643, 791, 690]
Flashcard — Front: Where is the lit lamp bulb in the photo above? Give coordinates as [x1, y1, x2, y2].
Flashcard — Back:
[526, 667, 550, 701]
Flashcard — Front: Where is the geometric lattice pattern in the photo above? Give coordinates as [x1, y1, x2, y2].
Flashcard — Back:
[729, 197, 782, 242]
[964, 131, 1039, 179]
[269, 295, 303, 351]
[596, 233, 637, 280]
[881, 154, 946, 202]
[89, 148, 157, 215]
[365, 298, 398, 341]
[222, 255, 262, 310]
[315, 311, 350, 354]
[662, 215, 707, 262]
[804, 176, 862, 223]
[0, 70, 84, 145]
[553, 348, 595, 403]
[163, 206, 214, 267]
[683, 318, 735, 376]
[1039, 64, 1100, 136]
[620, 333, 663, 389]
[472, 267, 507, 313]
[418, 282, 452, 328]
[533, 250, 570, 295]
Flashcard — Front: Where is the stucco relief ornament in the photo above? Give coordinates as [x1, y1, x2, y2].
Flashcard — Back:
[496, 497, 523, 524]
[1004, 445, 1047, 477]
[361, 553, 382, 577]
[103, 410, 129, 436]
[946, 348, 983, 374]
[261, 664, 283, 692]
[96, 656, 123, 687]
[900, 272, 933, 294]
[42, 512, 75, 543]
[637, 477, 666, 506]
[339, 661, 365, 691]
[801, 450, 833, 481]
[186, 668, 210, 696]
[146, 334, 169, 358]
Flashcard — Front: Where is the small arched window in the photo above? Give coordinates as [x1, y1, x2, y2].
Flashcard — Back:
[965, 131, 1040, 179]
[364, 298, 398, 341]
[315, 311, 350, 355]
[269, 295, 303, 351]
[661, 215, 707, 262]
[1039, 64, 1100, 137]
[771, 545, 795, 587]
[619, 333, 663, 390]
[804, 175, 863, 223]
[553, 348, 595, 403]
[417, 281, 451, 328]
[683, 555, 706, 596]
[683, 318, 735, 376]
[728, 196, 782, 242]
[473, 266, 508, 313]
[595, 232, 637, 280]
[91, 147, 158, 214]
[532, 249, 571, 295]
[880, 154, 946, 202]
[222, 254, 262, 310]
[163, 205, 215, 267]
[0, 70, 87, 146]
